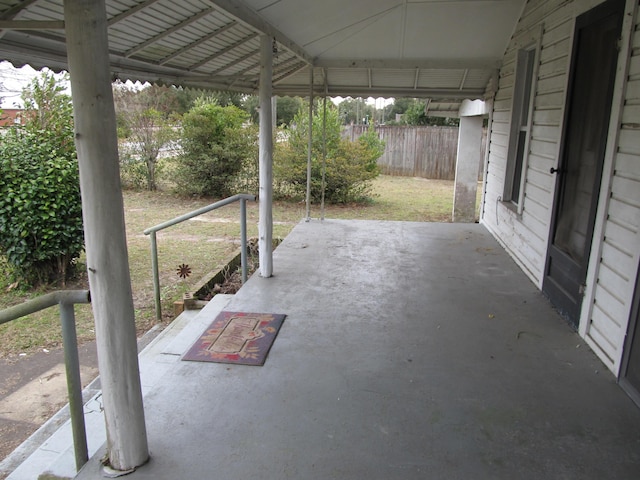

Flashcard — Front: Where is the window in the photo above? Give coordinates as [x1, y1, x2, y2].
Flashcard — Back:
[504, 47, 537, 209]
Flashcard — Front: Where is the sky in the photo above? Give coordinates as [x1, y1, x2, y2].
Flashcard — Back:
[0, 61, 40, 108]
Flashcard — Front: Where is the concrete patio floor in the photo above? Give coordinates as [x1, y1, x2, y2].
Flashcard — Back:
[67, 219, 640, 479]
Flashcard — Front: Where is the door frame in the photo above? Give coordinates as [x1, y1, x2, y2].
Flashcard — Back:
[577, 0, 636, 349]
[620, 265, 640, 407]
[542, 0, 625, 328]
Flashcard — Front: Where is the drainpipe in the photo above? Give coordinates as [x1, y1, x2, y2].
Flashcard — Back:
[64, 0, 149, 472]
[259, 35, 274, 277]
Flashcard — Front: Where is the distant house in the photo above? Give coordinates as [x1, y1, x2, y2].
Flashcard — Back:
[0, 108, 25, 127]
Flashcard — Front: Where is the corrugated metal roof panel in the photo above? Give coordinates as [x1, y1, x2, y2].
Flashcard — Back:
[0, 0, 524, 102]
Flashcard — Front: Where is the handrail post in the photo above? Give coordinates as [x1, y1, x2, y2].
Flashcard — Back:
[240, 197, 248, 283]
[144, 194, 256, 314]
[59, 300, 89, 471]
[150, 231, 161, 320]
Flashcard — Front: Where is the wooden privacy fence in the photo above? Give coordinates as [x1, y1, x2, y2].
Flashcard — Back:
[343, 125, 486, 180]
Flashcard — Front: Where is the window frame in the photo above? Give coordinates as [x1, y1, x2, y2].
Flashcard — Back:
[503, 40, 540, 213]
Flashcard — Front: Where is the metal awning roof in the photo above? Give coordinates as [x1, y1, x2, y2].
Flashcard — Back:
[0, 0, 525, 110]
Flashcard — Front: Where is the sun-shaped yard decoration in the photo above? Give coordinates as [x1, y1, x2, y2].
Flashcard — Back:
[177, 264, 192, 279]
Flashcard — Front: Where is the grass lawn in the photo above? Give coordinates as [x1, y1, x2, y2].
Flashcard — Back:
[0, 175, 474, 357]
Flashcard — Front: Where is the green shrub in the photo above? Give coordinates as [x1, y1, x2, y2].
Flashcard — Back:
[0, 72, 83, 286]
[228, 124, 260, 194]
[0, 128, 84, 285]
[274, 102, 383, 204]
[174, 100, 255, 197]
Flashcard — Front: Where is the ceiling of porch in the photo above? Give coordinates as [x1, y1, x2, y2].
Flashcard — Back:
[0, 0, 525, 114]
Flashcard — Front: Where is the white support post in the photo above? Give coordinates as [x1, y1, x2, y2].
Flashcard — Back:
[305, 67, 314, 221]
[453, 101, 485, 223]
[64, 0, 149, 472]
[259, 35, 274, 277]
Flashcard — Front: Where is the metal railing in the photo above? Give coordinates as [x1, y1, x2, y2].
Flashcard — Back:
[144, 193, 257, 320]
[0, 290, 91, 472]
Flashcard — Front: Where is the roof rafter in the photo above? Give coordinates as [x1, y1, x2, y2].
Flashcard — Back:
[315, 58, 502, 70]
[234, 57, 260, 75]
[459, 69, 468, 90]
[206, 43, 258, 74]
[125, 7, 216, 58]
[206, 0, 313, 65]
[189, 32, 258, 70]
[0, 0, 40, 20]
[159, 20, 237, 66]
[107, 0, 163, 27]
[0, 20, 64, 30]
[273, 61, 308, 85]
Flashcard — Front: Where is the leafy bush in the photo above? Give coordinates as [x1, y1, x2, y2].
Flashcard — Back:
[0, 128, 83, 285]
[0, 72, 83, 286]
[174, 99, 256, 197]
[274, 102, 383, 204]
[228, 124, 260, 194]
[119, 150, 154, 190]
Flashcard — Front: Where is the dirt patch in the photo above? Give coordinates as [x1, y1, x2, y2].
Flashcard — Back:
[0, 342, 99, 470]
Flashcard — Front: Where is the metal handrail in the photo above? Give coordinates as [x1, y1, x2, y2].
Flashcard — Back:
[143, 193, 257, 320]
[0, 290, 91, 472]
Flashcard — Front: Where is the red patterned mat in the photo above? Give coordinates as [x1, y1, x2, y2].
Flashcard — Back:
[182, 311, 286, 366]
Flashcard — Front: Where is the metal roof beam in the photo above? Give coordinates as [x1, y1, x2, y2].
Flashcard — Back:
[314, 58, 502, 70]
[0, 20, 64, 30]
[189, 32, 258, 70]
[0, 0, 40, 20]
[206, 0, 313, 65]
[273, 62, 308, 85]
[125, 7, 216, 58]
[459, 69, 468, 90]
[278, 85, 485, 99]
[209, 48, 258, 74]
[159, 21, 237, 66]
[272, 55, 302, 75]
[107, 0, 163, 27]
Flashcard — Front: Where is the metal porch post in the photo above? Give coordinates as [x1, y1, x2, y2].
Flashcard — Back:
[259, 34, 274, 277]
[305, 68, 314, 221]
[64, 0, 149, 472]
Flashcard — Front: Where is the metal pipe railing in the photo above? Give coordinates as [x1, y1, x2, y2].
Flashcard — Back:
[0, 290, 91, 472]
[143, 193, 257, 320]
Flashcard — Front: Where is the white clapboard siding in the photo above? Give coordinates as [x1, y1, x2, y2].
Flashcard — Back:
[582, 1, 640, 374]
[587, 139, 640, 373]
[483, 0, 571, 287]
[484, 0, 640, 375]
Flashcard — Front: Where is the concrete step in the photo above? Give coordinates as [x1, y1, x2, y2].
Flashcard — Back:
[2, 294, 233, 480]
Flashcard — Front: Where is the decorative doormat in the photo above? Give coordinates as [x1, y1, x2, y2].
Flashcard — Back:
[182, 311, 286, 366]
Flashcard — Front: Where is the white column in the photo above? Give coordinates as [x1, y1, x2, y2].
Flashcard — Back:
[453, 105, 484, 223]
[259, 35, 273, 277]
[305, 68, 314, 221]
[64, 0, 148, 472]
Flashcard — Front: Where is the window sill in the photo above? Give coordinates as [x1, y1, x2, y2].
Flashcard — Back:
[501, 199, 523, 218]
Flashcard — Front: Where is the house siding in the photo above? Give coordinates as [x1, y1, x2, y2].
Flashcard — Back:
[585, 3, 640, 370]
[483, 0, 640, 374]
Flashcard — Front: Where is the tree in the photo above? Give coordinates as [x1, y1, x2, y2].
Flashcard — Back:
[275, 101, 383, 203]
[0, 71, 83, 286]
[337, 97, 375, 125]
[243, 95, 303, 126]
[114, 83, 179, 190]
[22, 71, 75, 147]
[393, 98, 459, 126]
[175, 99, 256, 197]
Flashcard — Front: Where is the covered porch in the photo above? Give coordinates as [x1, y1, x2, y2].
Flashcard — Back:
[65, 219, 639, 479]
